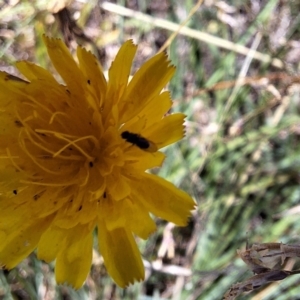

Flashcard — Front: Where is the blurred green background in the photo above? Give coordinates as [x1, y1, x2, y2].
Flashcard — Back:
[1, 0, 300, 299]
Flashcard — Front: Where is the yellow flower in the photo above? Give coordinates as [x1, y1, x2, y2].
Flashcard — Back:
[0, 36, 195, 289]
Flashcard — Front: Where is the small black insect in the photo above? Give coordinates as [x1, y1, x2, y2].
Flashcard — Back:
[121, 131, 157, 152]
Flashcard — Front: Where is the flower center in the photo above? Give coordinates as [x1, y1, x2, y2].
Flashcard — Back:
[11, 92, 125, 200]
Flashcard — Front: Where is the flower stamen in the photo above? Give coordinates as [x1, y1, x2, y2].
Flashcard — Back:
[24, 128, 84, 161]
[5, 148, 22, 172]
[20, 180, 79, 187]
[52, 135, 96, 160]
[79, 164, 90, 187]
[49, 111, 69, 125]
[19, 137, 62, 175]
[34, 129, 98, 160]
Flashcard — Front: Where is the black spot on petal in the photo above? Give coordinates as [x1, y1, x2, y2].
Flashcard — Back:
[89, 161, 94, 167]
[13, 190, 17, 195]
[87, 79, 91, 85]
[33, 194, 40, 201]
[33, 190, 46, 201]
[15, 120, 23, 127]
[78, 205, 83, 211]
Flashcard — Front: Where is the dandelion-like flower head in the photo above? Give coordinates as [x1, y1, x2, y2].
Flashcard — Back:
[0, 36, 195, 288]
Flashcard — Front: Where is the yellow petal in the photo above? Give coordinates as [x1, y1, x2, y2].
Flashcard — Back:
[0, 71, 28, 105]
[53, 187, 99, 228]
[0, 167, 25, 202]
[138, 91, 172, 124]
[106, 172, 131, 201]
[53, 199, 95, 229]
[104, 41, 137, 117]
[122, 91, 172, 131]
[55, 224, 94, 289]
[37, 225, 66, 262]
[119, 52, 175, 123]
[103, 200, 126, 231]
[144, 113, 186, 149]
[0, 71, 28, 85]
[0, 214, 55, 269]
[98, 222, 144, 287]
[125, 151, 165, 170]
[107, 40, 137, 101]
[133, 173, 195, 226]
[76, 46, 107, 108]
[124, 199, 156, 239]
[42, 35, 85, 96]
[16, 61, 56, 82]
[0, 185, 59, 233]
[0, 105, 23, 142]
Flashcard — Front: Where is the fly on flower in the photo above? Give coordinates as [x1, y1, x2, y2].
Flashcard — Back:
[0, 36, 195, 289]
[121, 131, 158, 152]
